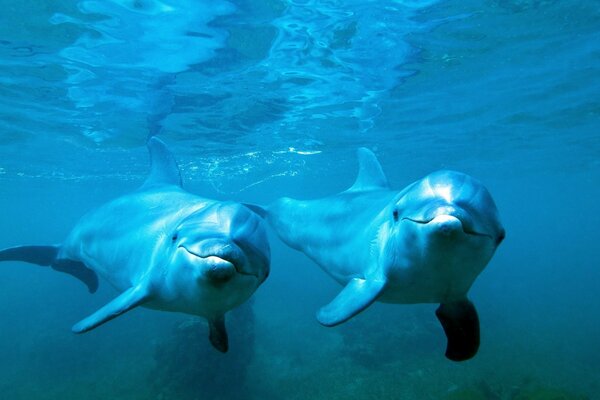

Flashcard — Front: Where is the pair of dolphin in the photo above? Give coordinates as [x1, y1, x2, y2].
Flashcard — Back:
[0, 138, 504, 360]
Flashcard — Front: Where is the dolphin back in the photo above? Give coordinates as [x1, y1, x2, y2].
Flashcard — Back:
[265, 147, 392, 252]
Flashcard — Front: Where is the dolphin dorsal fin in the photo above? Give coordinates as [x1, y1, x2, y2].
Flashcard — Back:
[141, 136, 183, 190]
[346, 148, 390, 192]
[243, 203, 267, 219]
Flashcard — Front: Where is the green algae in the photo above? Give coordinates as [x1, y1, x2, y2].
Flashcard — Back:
[444, 384, 590, 400]
[445, 387, 489, 400]
[513, 386, 589, 400]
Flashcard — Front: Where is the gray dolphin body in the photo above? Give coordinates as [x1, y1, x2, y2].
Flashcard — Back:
[262, 149, 504, 361]
[0, 137, 270, 352]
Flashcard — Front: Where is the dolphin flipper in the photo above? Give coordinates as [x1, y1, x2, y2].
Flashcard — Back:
[436, 299, 480, 361]
[317, 277, 386, 326]
[0, 245, 98, 293]
[208, 315, 228, 353]
[72, 284, 151, 333]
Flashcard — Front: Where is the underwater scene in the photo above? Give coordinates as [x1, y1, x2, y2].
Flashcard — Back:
[0, 0, 598, 399]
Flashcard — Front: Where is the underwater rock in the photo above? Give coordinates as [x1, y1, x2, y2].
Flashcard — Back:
[152, 299, 256, 400]
[338, 306, 439, 367]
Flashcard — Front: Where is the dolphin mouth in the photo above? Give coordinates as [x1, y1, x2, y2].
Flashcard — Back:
[179, 245, 259, 279]
[401, 217, 494, 239]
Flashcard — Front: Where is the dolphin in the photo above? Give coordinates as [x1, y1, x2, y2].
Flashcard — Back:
[256, 148, 504, 361]
[0, 137, 270, 353]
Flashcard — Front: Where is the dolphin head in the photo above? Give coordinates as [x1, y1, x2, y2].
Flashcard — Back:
[397, 170, 505, 244]
[165, 202, 270, 315]
[380, 170, 504, 301]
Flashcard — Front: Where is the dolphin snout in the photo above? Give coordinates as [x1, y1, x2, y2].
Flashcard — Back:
[429, 215, 463, 236]
[402, 205, 492, 239]
[180, 239, 250, 276]
[203, 256, 236, 282]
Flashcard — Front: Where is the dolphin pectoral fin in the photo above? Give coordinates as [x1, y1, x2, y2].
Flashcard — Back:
[0, 245, 99, 293]
[72, 285, 151, 334]
[317, 278, 386, 327]
[436, 299, 480, 362]
[52, 259, 99, 293]
[208, 315, 228, 353]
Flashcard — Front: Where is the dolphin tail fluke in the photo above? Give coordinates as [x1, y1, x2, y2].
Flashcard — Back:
[52, 259, 99, 293]
[317, 277, 386, 326]
[435, 299, 480, 362]
[0, 245, 59, 265]
[0, 245, 98, 293]
[208, 315, 228, 353]
[72, 284, 151, 334]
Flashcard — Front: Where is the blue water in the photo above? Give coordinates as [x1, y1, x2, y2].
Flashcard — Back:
[0, 0, 599, 399]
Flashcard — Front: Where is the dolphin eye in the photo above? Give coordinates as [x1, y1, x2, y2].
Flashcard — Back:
[392, 209, 399, 222]
[171, 233, 178, 242]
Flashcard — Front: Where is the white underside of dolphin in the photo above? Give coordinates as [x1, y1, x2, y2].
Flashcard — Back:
[0, 137, 270, 353]
[258, 148, 505, 361]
